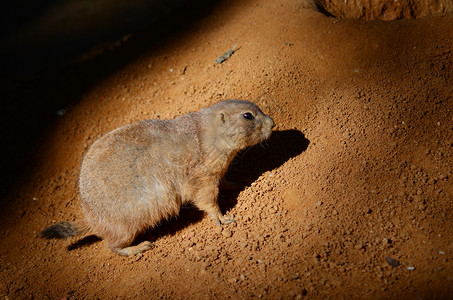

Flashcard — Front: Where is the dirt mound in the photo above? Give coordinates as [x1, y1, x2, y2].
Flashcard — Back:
[1, 0, 452, 299]
[317, 0, 453, 20]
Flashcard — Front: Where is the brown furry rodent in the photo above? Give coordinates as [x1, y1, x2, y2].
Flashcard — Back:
[41, 100, 274, 256]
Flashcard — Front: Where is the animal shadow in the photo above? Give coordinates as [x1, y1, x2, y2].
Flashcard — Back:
[67, 206, 205, 251]
[67, 235, 102, 251]
[219, 129, 309, 211]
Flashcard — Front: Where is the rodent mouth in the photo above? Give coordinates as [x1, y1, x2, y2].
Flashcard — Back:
[261, 128, 273, 141]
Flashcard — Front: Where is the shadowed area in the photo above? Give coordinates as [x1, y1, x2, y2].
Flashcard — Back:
[226, 129, 310, 184]
[67, 235, 102, 251]
[220, 129, 310, 211]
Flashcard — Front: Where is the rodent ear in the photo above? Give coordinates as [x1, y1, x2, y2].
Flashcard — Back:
[219, 112, 226, 124]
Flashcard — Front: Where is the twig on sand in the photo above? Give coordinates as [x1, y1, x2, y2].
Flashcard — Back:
[215, 45, 240, 64]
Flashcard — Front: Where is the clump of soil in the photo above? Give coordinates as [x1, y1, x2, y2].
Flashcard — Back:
[0, 0, 452, 299]
[316, 0, 453, 20]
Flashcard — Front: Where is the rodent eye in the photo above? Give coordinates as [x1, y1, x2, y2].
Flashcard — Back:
[243, 112, 254, 120]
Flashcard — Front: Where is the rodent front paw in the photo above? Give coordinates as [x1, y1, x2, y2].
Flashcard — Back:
[219, 214, 236, 225]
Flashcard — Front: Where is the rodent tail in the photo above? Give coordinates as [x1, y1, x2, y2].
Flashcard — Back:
[40, 220, 89, 239]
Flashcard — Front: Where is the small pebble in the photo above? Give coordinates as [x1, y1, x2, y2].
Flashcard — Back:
[427, 178, 436, 185]
[56, 109, 66, 116]
[385, 257, 400, 267]
[222, 229, 232, 238]
[407, 266, 415, 271]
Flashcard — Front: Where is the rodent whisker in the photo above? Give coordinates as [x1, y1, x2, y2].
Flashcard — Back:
[259, 140, 271, 150]
[234, 148, 250, 160]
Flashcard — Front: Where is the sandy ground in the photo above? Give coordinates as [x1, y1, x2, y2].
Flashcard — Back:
[1, 0, 452, 299]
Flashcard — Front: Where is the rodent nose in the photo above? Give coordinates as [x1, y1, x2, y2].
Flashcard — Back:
[269, 117, 275, 128]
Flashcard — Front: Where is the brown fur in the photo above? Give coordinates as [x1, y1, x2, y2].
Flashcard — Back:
[41, 100, 274, 256]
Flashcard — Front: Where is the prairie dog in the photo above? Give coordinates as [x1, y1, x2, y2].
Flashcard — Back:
[41, 100, 274, 256]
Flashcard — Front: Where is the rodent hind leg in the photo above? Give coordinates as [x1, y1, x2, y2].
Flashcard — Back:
[103, 230, 154, 256]
[193, 186, 236, 226]
[109, 241, 154, 256]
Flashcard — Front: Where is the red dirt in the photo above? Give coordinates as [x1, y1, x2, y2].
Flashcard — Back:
[1, 0, 452, 299]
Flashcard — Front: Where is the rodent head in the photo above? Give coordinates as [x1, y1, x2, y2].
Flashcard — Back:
[201, 100, 274, 153]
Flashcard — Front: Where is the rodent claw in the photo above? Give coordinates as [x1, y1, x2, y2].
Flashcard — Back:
[220, 215, 236, 225]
